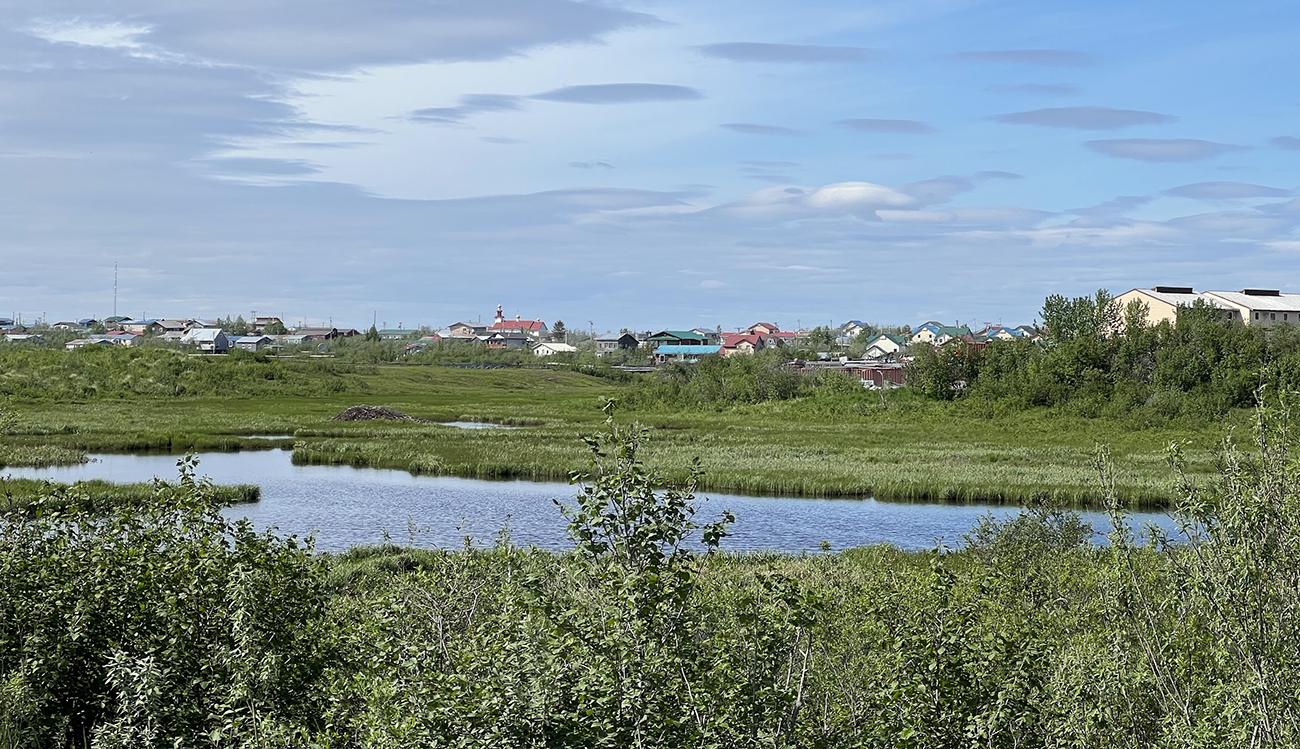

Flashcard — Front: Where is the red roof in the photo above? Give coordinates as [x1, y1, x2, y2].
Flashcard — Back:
[766, 331, 797, 339]
[722, 333, 764, 348]
[489, 319, 545, 332]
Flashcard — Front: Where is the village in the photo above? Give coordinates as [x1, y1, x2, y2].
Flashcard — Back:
[3, 286, 1297, 389]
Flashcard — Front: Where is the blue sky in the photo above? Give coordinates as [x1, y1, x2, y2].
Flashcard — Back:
[1, 0, 1298, 332]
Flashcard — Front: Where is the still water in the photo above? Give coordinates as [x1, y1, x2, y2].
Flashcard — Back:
[3, 449, 1178, 553]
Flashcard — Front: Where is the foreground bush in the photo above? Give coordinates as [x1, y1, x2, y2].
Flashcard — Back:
[6, 407, 1300, 747]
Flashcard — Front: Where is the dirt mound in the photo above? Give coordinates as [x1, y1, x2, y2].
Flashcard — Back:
[331, 405, 417, 422]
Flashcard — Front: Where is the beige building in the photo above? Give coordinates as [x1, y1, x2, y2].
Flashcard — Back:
[1112, 286, 1237, 327]
[1202, 289, 1300, 327]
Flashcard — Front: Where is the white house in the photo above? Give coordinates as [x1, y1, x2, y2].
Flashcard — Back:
[909, 322, 971, 346]
[182, 328, 229, 354]
[862, 333, 905, 360]
[533, 342, 578, 357]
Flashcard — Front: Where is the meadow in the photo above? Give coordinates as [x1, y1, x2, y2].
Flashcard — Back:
[4, 410, 1298, 747]
[0, 347, 1233, 506]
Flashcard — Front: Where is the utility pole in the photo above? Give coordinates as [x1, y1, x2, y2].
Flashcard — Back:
[113, 263, 118, 318]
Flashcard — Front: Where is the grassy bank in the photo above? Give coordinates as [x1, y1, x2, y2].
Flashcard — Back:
[0, 477, 260, 512]
[0, 349, 1235, 506]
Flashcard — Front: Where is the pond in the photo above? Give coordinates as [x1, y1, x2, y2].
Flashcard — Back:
[3, 450, 1178, 554]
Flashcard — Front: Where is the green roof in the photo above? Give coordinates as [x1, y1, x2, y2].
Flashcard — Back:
[647, 330, 706, 341]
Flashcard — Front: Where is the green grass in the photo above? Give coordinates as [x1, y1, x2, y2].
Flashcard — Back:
[0, 478, 260, 512]
[0, 351, 1236, 507]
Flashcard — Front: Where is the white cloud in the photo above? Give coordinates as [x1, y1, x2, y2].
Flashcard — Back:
[28, 19, 152, 50]
[806, 182, 914, 209]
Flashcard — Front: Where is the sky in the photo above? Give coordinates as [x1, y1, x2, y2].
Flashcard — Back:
[1, 0, 1298, 332]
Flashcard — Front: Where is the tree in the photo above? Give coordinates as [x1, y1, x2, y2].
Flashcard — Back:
[552, 320, 567, 342]
[809, 325, 837, 351]
[231, 315, 249, 336]
[264, 319, 287, 335]
[365, 325, 380, 342]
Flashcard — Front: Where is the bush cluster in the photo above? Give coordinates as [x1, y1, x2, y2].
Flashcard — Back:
[909, 290, 1300, 423]
[7, 410, 1300, 746]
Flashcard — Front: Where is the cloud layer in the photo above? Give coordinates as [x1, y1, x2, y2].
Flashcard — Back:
[836, 118, 934, 134]
[532, 83, 703, 104]
[1086, 139, 1248, 162]
[994, 106, 1175, 130]
[955, 49, 1092, 66]
[697, 42, 876, 63]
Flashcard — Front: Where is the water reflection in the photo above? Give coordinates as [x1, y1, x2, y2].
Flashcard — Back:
[3, 450, 1179, 554]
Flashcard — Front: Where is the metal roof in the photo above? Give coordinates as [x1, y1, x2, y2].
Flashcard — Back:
[1125, 288, 1230, 309]
[1203, 290, 1300, 312]
[654, 345, 722, 355]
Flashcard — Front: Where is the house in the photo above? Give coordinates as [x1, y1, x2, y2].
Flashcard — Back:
[486, 305, 549, 339]
[654, 344, 722, 363]
[1112, 287, 1236, 328]
[909, 322, 972, 346]
[720, 333, 765, 357]
[377, 329, 420, 340]
[840, 320, 870, 338]
[230, 335, 272, 352]
[484, 332, 530, 350]
[252, 317, 283, 333]
[974, 326, 1033, 343]
[446, 322, 487, 339]
[690, 328, 721, 344]
[51, 321, 86, 331]
[533, 342, 578, 357]
[1201, 289, 1300, 328]
[647, 330, 709, 346]
[595, 333, 641, 356]
[88, 332, 139, 347]
[102, 316, 132, 326]
[747, 322, 780, 336]
[295, 327, 342, 341]
[3, 334, 44, 345]
[159, 319, 203, 334]
[182, 328, 229, 354]
[862, 333, 906, 360]
[66, 338, 115, 350]
[274, 334, 309, 347]
[122, 320, 165, 335]
[404, 336, 441, 355]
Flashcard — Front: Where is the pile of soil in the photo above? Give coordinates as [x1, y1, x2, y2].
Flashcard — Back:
[330, 405, 418, 422]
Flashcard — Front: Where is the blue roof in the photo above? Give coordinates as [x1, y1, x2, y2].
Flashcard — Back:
[654, 345, 722, 355]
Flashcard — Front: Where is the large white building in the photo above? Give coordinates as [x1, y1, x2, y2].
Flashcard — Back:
[1112, 286, 1232, 326]
[1115, 286, 1300, 329]
[1201, 289, 1300, 328]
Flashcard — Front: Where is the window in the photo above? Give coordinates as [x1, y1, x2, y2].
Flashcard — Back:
[1271, 313, 1277, 321]
[1256, 312, 1261, 320]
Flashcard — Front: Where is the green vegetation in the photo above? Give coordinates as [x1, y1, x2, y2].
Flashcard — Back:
[910, 289, 1300, 422]
[0, 346, 1232, 505]
[0, 477, 259, 512]
[6, 409, 1300, 747]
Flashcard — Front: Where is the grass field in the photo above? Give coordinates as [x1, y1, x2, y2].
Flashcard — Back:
[0, 358, 1238, 507]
